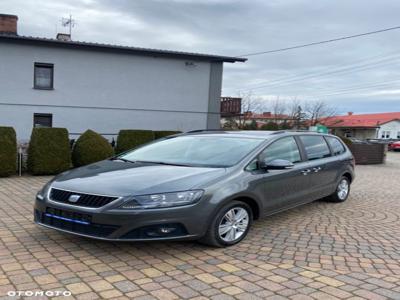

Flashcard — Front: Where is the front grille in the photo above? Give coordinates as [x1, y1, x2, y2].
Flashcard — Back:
[49, 188, 118, 208]
[36, 208, 119, 238]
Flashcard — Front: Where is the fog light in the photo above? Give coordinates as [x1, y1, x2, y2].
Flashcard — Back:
[159, 227, 176, 234]
[146, 226, 177, 237]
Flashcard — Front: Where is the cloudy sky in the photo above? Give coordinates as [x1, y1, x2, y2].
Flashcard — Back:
[2, 0, 400, 114]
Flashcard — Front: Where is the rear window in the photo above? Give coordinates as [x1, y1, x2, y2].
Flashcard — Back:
[300, 135, 331, 160]
[326, 137, 346, 156]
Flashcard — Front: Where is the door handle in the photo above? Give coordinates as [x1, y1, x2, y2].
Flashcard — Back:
[301, 169, 311, 175]
[312, 167, 322, 173]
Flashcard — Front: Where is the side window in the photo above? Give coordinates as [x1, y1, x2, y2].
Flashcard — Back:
[300, 135, 331, 160]
[326, 137, 346, 156]
[259, 137, 301, 164]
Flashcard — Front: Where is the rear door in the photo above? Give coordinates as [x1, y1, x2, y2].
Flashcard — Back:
[252, 136, 312, 213]
[298, 135, 338, 199]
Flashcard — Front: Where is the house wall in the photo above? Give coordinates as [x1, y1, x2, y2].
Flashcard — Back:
[331, 128, 377, 139]
[0, 42, 222, 141]
[377, 120, 400, 139]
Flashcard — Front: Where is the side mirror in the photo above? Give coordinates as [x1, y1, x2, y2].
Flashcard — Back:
[260, 159, 294, 170]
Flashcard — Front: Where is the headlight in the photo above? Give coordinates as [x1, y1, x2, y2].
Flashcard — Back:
[119, 190, 204, 209]
[36, 180, 53, 201]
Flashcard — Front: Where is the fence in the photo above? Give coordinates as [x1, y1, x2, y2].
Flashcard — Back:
[349, 143, 387, 165]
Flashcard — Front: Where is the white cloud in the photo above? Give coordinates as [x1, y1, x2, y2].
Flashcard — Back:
[1, 0, 400, 112]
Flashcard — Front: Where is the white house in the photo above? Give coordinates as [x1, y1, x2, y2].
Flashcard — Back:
[378, 119, 400, 139]
[0, 14, 245, 141]
[322, 112, 400, 140]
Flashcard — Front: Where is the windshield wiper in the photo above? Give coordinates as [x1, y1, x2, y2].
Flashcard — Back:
[135, 160, 192, 167]
[109, 157, 136, 163]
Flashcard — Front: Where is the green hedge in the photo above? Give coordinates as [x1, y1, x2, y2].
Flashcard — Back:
[0, 127, 17, 177]
[27, 128, 71, 175]
[154, 131, 182, 140]
[116, 130, 155, 154]
[72, 130, 114, 167]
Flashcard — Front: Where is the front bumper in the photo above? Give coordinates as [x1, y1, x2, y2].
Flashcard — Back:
[34, 197, 209, 241]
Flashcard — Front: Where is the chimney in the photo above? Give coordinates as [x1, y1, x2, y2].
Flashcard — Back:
[0, 14, 18, 35]
[56, 33, 71, 41]
[347, 112, 353, 116]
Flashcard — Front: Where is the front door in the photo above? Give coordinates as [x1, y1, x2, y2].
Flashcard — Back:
[254, 136, 312, 213]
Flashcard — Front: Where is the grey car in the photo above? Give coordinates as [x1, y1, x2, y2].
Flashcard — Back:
[34, 130, 355, 247]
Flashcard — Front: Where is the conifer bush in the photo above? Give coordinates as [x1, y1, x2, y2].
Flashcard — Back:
[72, 130, 114, 167]
[0, 127, 17, 177]
[115, 130, 155, 154]
[27, 128, 71, 175]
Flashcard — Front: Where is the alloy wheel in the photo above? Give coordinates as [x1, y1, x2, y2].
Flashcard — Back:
[337, 179, 349, 200]
[218, 207, 249, 242]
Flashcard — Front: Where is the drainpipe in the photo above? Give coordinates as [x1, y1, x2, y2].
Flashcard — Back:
[18, 146, 22, 176]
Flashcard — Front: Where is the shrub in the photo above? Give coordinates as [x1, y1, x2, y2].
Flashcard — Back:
[260, 122, 279, 131]
[72, 130, 114, 167]
[243, 120, 258, 130]
[338, 135, 353, 146]
[0, 127, 17, 177]
[154, 130, 182, 139]
[27, 128, 71, 175]
[116, 130, 155, 154]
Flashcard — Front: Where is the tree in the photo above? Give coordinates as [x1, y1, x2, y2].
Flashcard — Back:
[270, 97, 287, 123]
[236, 91, 264, 129]
[304, 100, 337, 126]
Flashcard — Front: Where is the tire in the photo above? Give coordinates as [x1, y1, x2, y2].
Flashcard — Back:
[327, 176, 351, 202]
[199, 200, 253, 247]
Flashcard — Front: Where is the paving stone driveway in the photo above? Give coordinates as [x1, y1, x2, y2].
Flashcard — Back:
[1, 153, 400, 300]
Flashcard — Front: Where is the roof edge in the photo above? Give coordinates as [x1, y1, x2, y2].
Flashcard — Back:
[0, 34, 247, 63]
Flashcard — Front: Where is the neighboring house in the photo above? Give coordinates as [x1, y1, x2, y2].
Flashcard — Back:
[0, 14, 245, 141]
[321, 112, 400, 140]
[245, 111, 294, 128]
[220, 105, 294, 129]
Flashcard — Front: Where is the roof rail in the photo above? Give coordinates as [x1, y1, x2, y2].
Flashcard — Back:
[186, 129, 226, 133]
[272, 129, 315, 134]
[271, 131, 286, 135]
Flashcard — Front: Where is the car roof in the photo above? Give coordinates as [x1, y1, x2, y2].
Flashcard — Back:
[182, 130, 335, 140]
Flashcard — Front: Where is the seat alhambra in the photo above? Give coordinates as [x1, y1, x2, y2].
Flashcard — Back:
[34, 130, 354, 247]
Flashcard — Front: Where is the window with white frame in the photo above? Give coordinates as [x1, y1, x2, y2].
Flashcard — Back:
[381, 131, 391, 139]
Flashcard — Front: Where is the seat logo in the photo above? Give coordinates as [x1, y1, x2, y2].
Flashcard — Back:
[68, 194, 81, 203]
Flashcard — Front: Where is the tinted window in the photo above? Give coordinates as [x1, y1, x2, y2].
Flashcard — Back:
[300, 135, 331, 160]
[326, 137, 346, 156]
[260, 137, 301, 164]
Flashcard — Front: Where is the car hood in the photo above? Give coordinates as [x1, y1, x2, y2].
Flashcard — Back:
[51, 160, 227, 196]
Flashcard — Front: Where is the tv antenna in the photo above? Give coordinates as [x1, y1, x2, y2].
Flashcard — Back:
[61, 14, 76, 37]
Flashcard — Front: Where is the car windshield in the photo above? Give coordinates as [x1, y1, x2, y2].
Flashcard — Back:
[120, 135, 264, 168]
